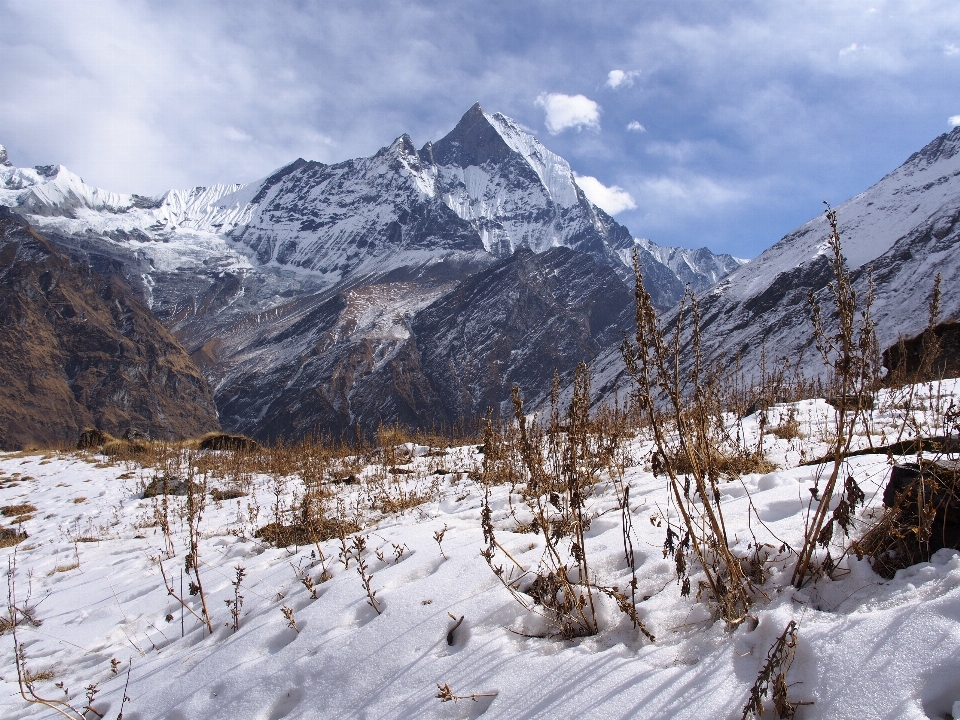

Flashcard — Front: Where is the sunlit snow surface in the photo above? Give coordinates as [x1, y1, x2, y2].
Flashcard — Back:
[3, 382, 960, 719]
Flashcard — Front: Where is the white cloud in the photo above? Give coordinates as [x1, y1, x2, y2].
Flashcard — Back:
[945, 43, 960, 56]
[839, 43, 860, 57]
[535, 93, 601, 134]
[626, 120, 646, 132]
[636, 175, 747, 211]
[225, 126, 252, 142]
[606, 69, 640, 89]
[573, 173, 636, 214]
[950, 115, 960, 127]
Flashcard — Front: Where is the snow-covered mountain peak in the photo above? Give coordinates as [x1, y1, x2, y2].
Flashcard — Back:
[0, 145, 10, 167]
[429, 104, 579, 209]
[0, 162, 134, 216]
[632, 237, 747, 292]
[380, 133, 437, 198]
[381, 133, 419, 160]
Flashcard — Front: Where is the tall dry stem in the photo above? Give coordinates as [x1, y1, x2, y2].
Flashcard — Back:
[791, 206, 876, 587]
[621, 250, 751, 624]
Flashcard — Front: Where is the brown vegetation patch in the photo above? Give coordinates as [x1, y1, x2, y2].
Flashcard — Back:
[1, 503, 36, 517]
[197, 433, 262, 452]
[669, 449, 776, 478]
[0, 527, 27, 548]
[211, 487, 246, 501]
[854, 460, 960, 578]
[254, 519, 360, 547]
[375, 490, 431, 515]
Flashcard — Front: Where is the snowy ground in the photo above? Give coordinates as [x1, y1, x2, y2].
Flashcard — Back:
[2, 382, 960, 720]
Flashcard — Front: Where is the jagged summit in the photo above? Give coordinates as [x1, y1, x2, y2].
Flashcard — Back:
[427, 103, 518, 168]
[903, 125, 960, 170]
[0, 145, 10, 167]
[428, 104, 580, 211]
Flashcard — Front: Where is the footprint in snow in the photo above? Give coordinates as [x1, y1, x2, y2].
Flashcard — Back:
[267, 686, 304, 720]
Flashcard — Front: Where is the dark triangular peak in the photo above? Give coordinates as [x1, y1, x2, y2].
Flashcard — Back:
[425, 103, 516, 167]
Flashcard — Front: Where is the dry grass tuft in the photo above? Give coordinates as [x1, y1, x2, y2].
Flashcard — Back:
[854, 459, 960, 578]
[196, 433, 262, 452]
[1, 504, 36, 517]
[211, 487, 246, 501]
[0, 528, 27, 548]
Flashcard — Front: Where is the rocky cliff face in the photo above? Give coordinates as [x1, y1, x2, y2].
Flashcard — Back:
[0, 208, 220, 449]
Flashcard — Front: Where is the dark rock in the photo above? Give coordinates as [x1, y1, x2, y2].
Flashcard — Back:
[882, 463, 923, 508]
[883, 321, 960, 383]
[861, 458, 960, 577]
[77, 428, 108, 450]
[142, 475, 203, 498]
[197, 433, 261, 452]
[122, 428, 151, 442]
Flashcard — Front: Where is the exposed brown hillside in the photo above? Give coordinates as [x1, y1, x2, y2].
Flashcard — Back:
[0, 208, 220, 449]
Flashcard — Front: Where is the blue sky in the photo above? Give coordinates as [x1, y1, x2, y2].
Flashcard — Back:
[1, 0, 959, 258]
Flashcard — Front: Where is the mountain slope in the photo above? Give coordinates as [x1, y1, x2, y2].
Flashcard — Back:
[581, 126, 960, 409]
[0, 208, 220, 448]
[212, 246, 633, 440]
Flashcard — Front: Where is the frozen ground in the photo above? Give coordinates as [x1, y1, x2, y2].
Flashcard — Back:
[2, 382, 960, 720]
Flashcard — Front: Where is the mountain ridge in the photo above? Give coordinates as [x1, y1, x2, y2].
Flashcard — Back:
[0, 108, 744, 441]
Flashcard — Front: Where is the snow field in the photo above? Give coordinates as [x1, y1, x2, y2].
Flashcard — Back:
[2, 383, 960, 719]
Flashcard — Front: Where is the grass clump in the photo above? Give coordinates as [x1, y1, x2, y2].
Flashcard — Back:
[0, 528, 27, 548]
[254, 518, 359, 547]
[854, 458, 960, 578]
[1, 504, 36, 517]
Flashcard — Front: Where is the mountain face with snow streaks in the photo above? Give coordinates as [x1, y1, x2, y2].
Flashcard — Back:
[0, 109, 742, 441]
